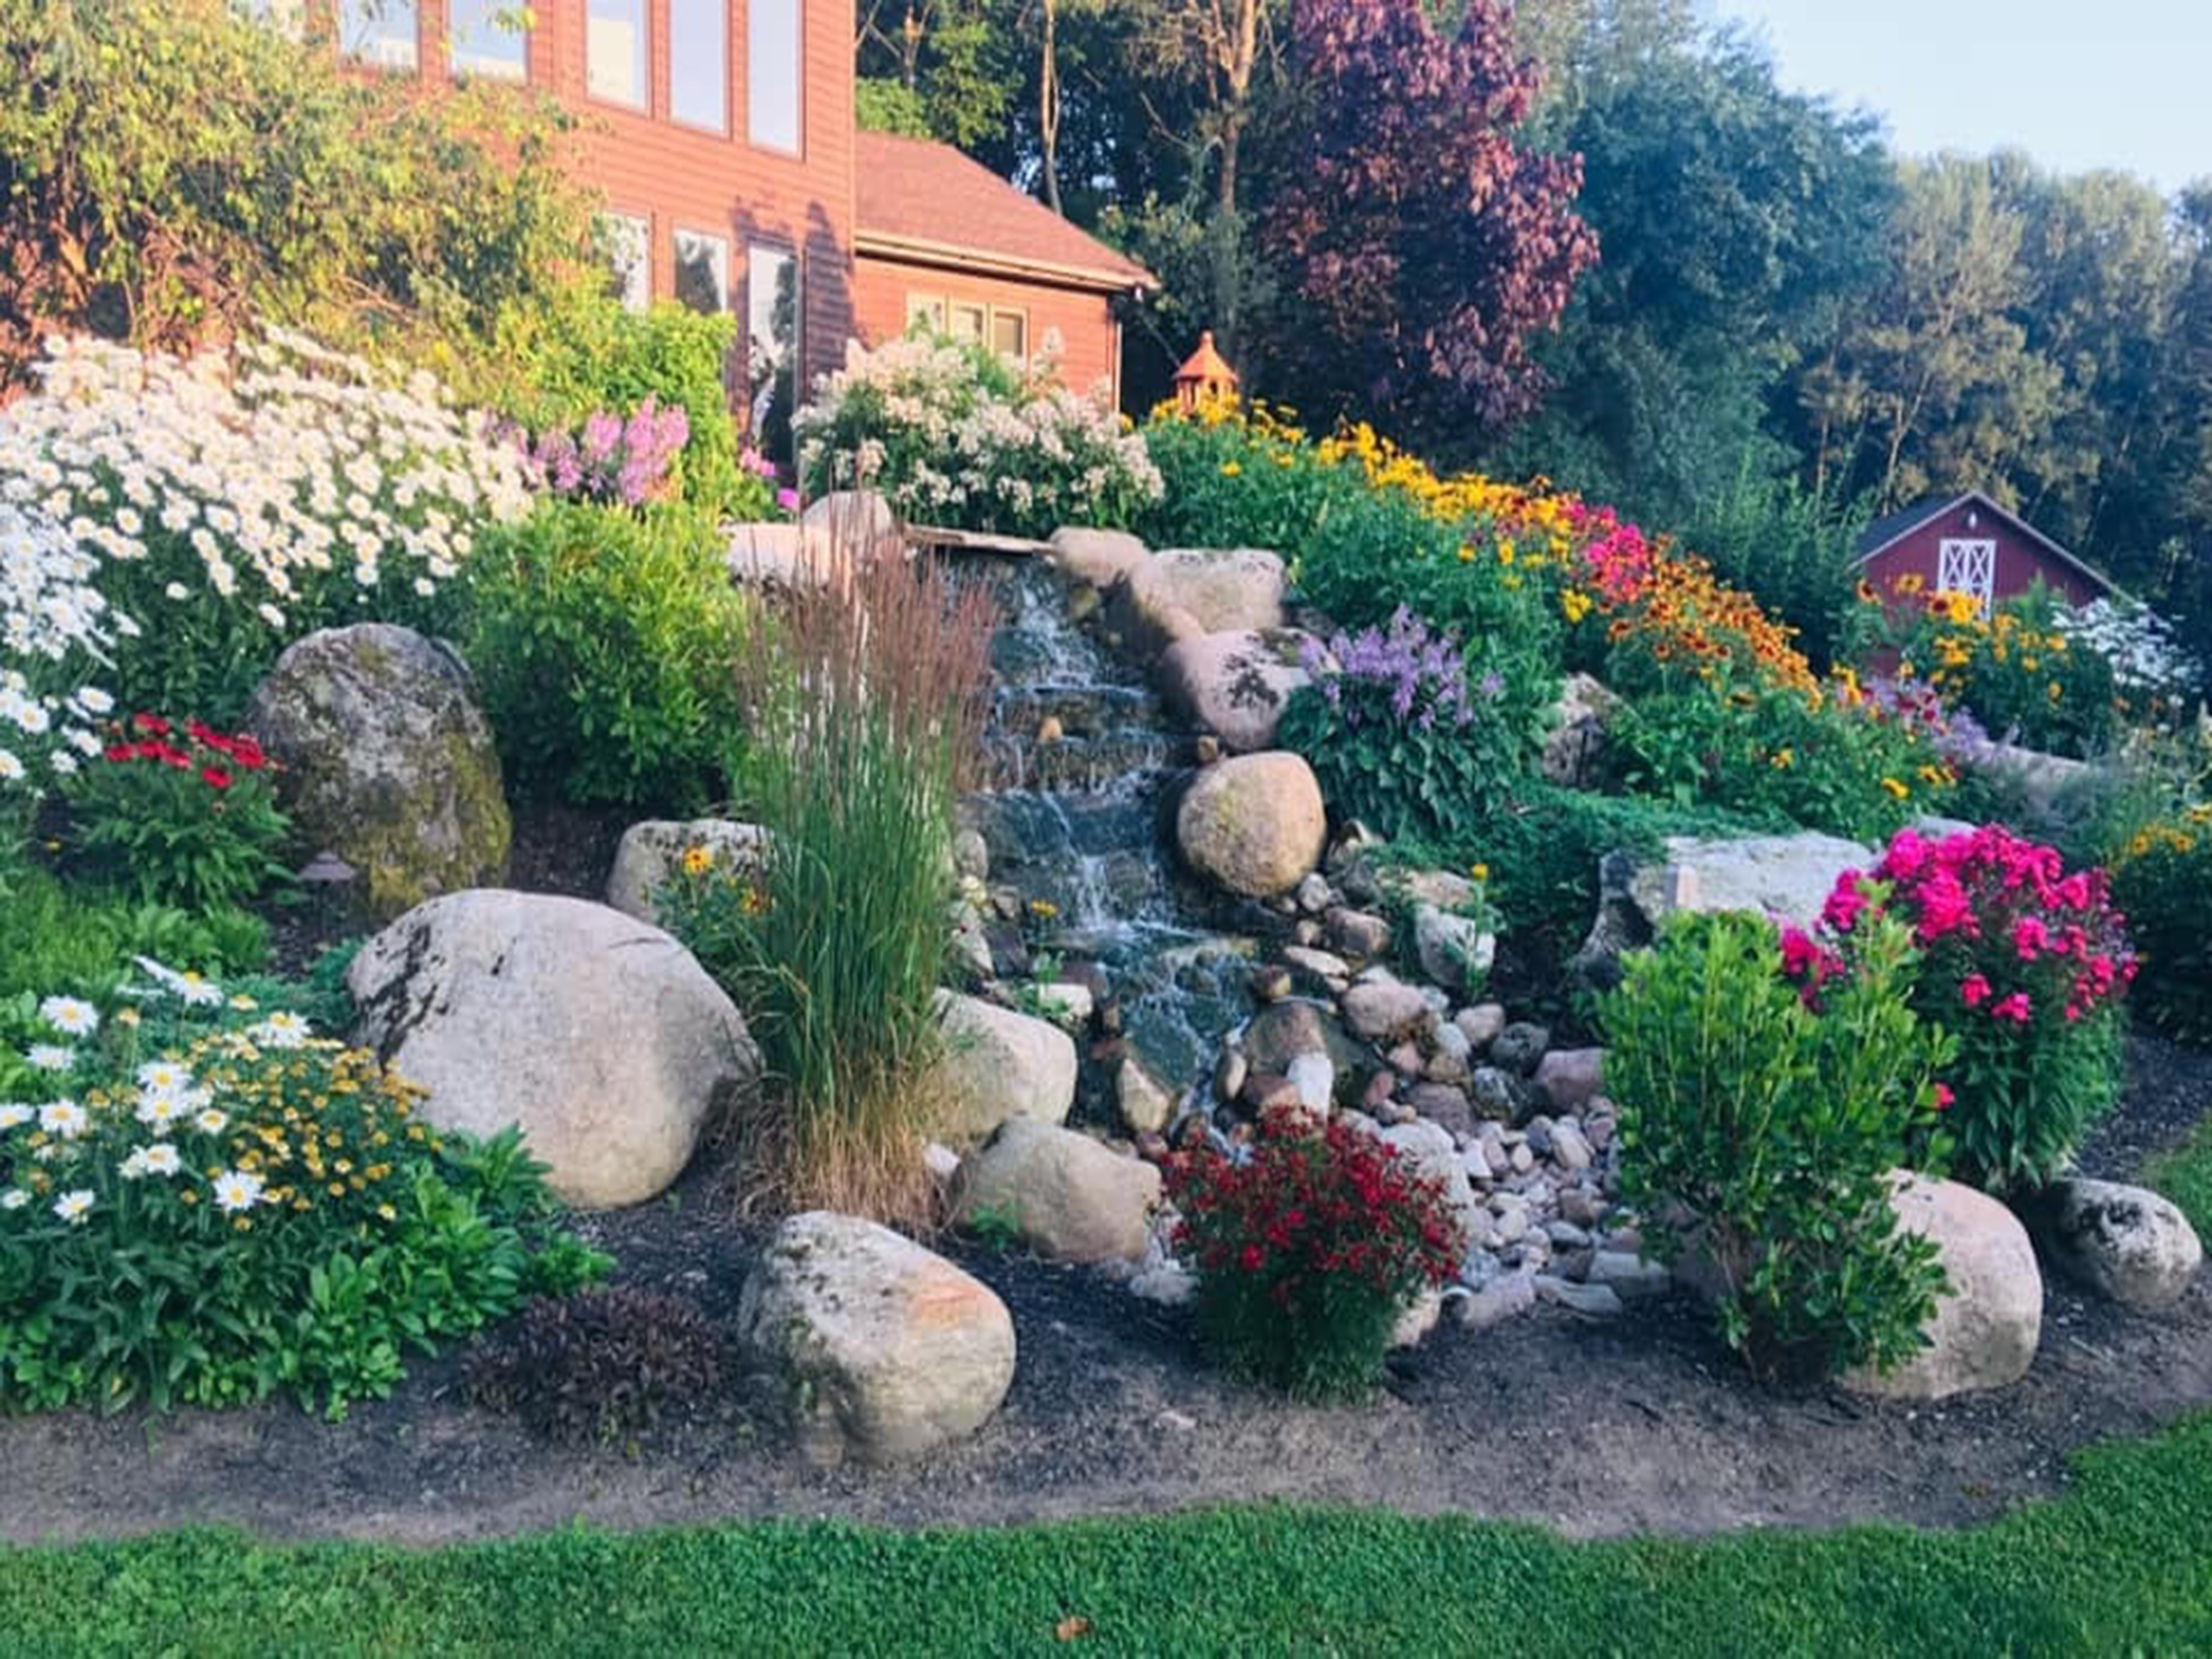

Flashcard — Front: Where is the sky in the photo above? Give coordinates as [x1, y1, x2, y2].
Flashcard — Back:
[1707, 1, 2209, 193]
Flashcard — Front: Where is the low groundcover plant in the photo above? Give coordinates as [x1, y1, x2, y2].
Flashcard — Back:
[0, 957, 603, 1417]
[1164, 1116, 1462, 1399]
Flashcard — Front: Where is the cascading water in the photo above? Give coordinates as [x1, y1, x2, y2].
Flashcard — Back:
[959, 557, 1261, 1097]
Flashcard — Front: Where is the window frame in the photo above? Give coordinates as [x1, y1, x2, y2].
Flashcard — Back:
[906, 293, 948, 335]
[673, 227, 733, 318]
[338, 0, 421, 71]
[747, 0, 805, 156]
[989, 305, 1030, 363]
[667, 0, 731, 136]
[947, 301, 988, 347]
[601, 211, 654, 314]
[746, 241, 802, 467]
[584, 0, 651, 113]
[446, 0, 528, 83]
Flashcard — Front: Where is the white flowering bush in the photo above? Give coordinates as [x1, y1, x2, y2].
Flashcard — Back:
[796, 334, 1163, 538]
[0, 329, 534, 719]
[2055, 596, 2205, 713]
[0, 957, 606, 1417]
[0, 499, 116, 831]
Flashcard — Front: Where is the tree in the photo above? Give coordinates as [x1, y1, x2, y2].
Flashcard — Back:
[854, 0, 1020, 152]
[1260, 0, 1597, 443]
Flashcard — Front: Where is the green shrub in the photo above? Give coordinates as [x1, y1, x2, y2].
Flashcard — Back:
[61, 718, 295, 912]
[0, 865, 267, 1003]
[1677, 462, 1867, 670]
[2107, 810, 2212, 1045]
[661, 551, 996, 1222]
[0, 960, 606, 1417]
[1600, 908, 1954, 1384]
[464, 499, 751, 811]
[1163, 1118, 1463, 1398]
[1136, 402, 1360, 553]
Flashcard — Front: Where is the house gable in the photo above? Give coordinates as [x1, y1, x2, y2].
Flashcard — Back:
[1854, 490, 2115, 608]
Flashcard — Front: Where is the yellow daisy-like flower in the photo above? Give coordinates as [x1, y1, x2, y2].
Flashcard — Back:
[1880, 777, 1910, 801]
[1469, 863, 1490, 883]
[681, 844, 714, 877]
[1219, 460, 1242, 478]
[1770, 748, 1796, 770]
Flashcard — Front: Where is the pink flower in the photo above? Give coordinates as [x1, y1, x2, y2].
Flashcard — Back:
[2013, 917, 2050, 962]
[1821, 875, 1871, 933]
[1779, 927, 1821, 979]
[1960, 973, 1992, 1009]
[1990, 991, 2034, 1025]
[1881, 829, 1931, 883]
[1933, 1082, 1955, 1110]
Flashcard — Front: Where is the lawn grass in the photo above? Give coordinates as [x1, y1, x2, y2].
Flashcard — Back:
[2147, 1119, 2212, 1238]
[6, 1412, 2211, 1656]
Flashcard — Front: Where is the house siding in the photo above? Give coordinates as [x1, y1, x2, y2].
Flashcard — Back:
[1863, 500, 2101, 610]
[851, 255, 1124, 404]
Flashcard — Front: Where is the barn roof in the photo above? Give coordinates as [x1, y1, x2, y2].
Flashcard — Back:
[854, 132, 1155, 295]
[1853, 489, 2118, 597]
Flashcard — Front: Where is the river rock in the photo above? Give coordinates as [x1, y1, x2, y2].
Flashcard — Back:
[1380, 1119, 1483, 1251]
[1848, 1173, 2042, 1400]
[1406, 1082, 1474, 1138]
[1341, 979, 1432, 1042]
[1455, 1003, 1507, 1049]
[1287, 1052, 1336, 1114]
[951, 1119, 1162, 1263]
[1390, 1287, 1444, 1348]
[1413, 904, 1496, 995]
[245, 622, 510, 921]
[1240, 1000, 1367, 1097]
[1542, 672, 1621, 788]
[1466, 1065, 1532, 1123]
[1175, 752, 1327, 898]
[605, 819, 768, 923]
[737, 1212, 1015, 1464]
[1048, 526, 1149, 589]
[346, 891, 757, 1208]
[1156, 629, 1315, 753]
[1570, 831, 1875, 992]
[933, 992, 1079, 1147]
[1325, 907, 1394, 958]
[1489, 1022, 1551, 1077]
[1116, 1054, 1176, 1136]
[1534, 1048, 1605, 1114]
[1111, 547, 1286, 657]
[2027, 1178, 2202, 1312]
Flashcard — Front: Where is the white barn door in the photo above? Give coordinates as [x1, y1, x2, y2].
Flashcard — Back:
[1937, 538, 1997, 609]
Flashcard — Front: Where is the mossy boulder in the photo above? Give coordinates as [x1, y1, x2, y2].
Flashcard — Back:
[245, 622, 510, 921]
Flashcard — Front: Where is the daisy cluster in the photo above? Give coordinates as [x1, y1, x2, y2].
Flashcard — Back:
[0, 327, 532, 669]
[0, 499, 116, 798]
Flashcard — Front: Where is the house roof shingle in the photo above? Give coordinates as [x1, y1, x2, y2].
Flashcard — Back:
[853, 131, 1154, 294]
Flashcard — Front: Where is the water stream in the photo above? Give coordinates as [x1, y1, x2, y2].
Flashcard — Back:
[960, 557, 1260, 1095]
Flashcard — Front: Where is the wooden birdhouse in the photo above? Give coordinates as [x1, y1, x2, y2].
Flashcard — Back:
[1172, 330, 1239, 414]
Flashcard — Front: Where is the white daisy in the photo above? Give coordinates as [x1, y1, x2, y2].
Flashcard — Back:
[52, 1189, 95, 1224]
[247, 1012, 312, 1049]
[38, 1099, 87, 1138]
[0, 1103, 32, 1130]
[0, 1189, 27, 1211]
[139, 1142, 182, 1177]
[37, 996, 99, 1037]
[210, 1169, 265, 1213]
[193, 1107, 229, 1136]
[24, 1044, 75, 1073]
[137, 1059, 194, 1094]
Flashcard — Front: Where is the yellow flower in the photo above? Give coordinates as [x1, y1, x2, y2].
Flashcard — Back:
[1559, 588, 1593, 624]
[1028, 898, 1059, 921]
[1220, 460, 1243, 478]
[1457, 544, 1476, 563]
[681, 844, 714, 877]
[1496, 541, 1516, 566]
[377, 1204, 397, 1222]
[1881, 777, 1910, 801]
[1770, 748, 1795, 769]
[2048, 682, 2063, 702]
[1469, 863, 1490, 883]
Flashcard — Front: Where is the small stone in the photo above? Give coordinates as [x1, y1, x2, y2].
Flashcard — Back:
[1413, 904, 1496, 994]
[1489, 1022, 1551, 1076]
[2028, 1178, 2202, 1312]
[1389, 1288, 1444, 1349]
[1406, 1082, 1473, 1138]
[1214, 1047, 1249, 1103]
[1116, 1055, 1176, 1136]
[1130, 1263, 1197, 1306]
[1432, 1022, 1472, 1063]
[1493, 1205, 1530, 1245]
[1361, 1071, 1397, 1112]
[1535, 1276, 1623, 1318]
[1296, 873, 1333, 914]
[1458, 1269, 1538, 1330]
[1283, 945, 1351, 981]
[1465, 1065, 1529, 1122]
[1550, 1121, 1594, 1171]
[1587, 1250, 1672, 1299]
[923, 1142, 961, 1186]
[1454, 1003, 1507, 1049]
[952, 828, 990, 883]
[1242, 1071, 1302, 1115]
[1031, 981, 1095, 1030]
[1510, 1142, 1534, 1174]
[1287, 1052, 1336, 1114]
[1423, 1049, 1472, 1087]
[1558, 1186, 1609, 1228]
[1324, 907, 1393, 958]
[1249, 965, 1293, 1003]
[1293, 919, 1324, 946]
[1036, 715, 1065, 745]
[1387, 1041, 1425, 1078]
[1544, 1220, 1592, 1250]
[1194, 734, 1221, 764]
[1342, 980, 1430, 1041]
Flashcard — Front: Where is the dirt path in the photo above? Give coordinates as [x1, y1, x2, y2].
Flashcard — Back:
[3, 1039, 2207, 1548]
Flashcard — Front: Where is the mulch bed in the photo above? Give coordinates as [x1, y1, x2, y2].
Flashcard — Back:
[9, 799, 2204, 1549]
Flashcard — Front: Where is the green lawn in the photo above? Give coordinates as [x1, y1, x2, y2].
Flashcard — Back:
[2148, 1119, 2212, 1239]
[7, 1412, 2211, 1657]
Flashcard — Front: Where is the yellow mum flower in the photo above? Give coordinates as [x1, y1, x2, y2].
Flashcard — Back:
[1880, 777, 1910, 800]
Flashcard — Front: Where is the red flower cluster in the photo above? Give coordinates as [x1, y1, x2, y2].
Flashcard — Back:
[102, 714, 270, 792]
[1165, 1118, 1462, 1310]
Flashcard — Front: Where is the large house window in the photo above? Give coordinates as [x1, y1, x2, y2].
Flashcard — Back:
[748, 244, 799, 468]
[234, 0, 305, 40]
[669, 0, 729, 132]
[586, 0, 648, 109]
[674, 230, 731, 317]
[448, 0, 527, 81]
[601, 214, 652, 312]
[341, 0, 418, 69]
[748, 0, 803, 152]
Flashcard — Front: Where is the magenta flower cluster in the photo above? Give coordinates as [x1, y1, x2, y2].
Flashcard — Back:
[1302, 607, 1484, 733]
[502, 396, 690, 506]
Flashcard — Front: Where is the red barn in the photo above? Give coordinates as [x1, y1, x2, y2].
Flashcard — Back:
[1854, 490, 2115, 612]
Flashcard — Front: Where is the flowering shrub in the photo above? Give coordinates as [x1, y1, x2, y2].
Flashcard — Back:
[63, 715, 294, 912]
[2104, 805, 2212, 1046]
[1801, 826, 2135, 1191]
[498, 397, 690, 507]
[0, 330, 533, 718]
[1602, 908, 1954, 1384]
[796, 335, 1163, 537]
[1164, 1118, 1462, 1398]
[1277, 607, 1523, 839]
[2055, 595, 2204, 711]
[1137, 396, 1363, 554]
[0, 499, 116, 844]
[0, 959, 605, 1416]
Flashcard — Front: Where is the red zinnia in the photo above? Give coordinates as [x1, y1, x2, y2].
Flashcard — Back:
[200, 766, 234, 791]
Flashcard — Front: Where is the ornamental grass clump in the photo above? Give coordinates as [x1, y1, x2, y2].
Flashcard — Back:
[1164, 1118, 1463, 1400]
[1601, 908, 1955, 1385]
[1803, 825, 2136, 1193]
[0, 958, 605, 1417]
[664, 548, 996, 1224]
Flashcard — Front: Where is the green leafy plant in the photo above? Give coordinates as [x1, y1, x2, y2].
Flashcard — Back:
[961, 1200, 1026, 1254]
[1164, 1117, 1462, 1400]
[0, 958, 603, 1418]
[464, 499, 753, 810]
[1600, 907, 1954, 1384]
[0, 865, 268, 1005]
[661, 550, 996, 1223]
[2106, 808, 2212, 1045]
[61, 716, 295, 911]
[1137, 399, 1361, 554]
[462, 1287, 726, 1444]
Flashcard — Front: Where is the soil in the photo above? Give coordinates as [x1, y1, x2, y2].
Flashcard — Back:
[3, 1030, 2208, 1549]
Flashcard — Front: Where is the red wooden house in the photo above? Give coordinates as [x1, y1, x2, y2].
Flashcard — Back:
[1854, 490, 2115, 613]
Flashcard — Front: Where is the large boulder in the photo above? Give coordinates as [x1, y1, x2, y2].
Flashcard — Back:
[1413, 904, 1496, 995]
[245, 622, 510, 921]
[2027, 1178, 2202, 1312]
[1155, 629, 1316, 753]
[951, 1118, 1163, 1262]
[1542, 672, 1622, 788]
[726, 521, 849, 591]
[1048, 526, 1149, 590]
[346, 891, 758, 1208]
[1848, 1173, 2042, 1401]
[605, 818, 768, 924]
[1571, 831, 1874, 992]
[1176, 752, 1327, 898]
[933, 992, 1078, 1147]
[799, 489, 904, 560]
[1979, 741, 2093, 819]
[737, 1212, 1015, 1464]
[1110, 548, 1286, 658]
